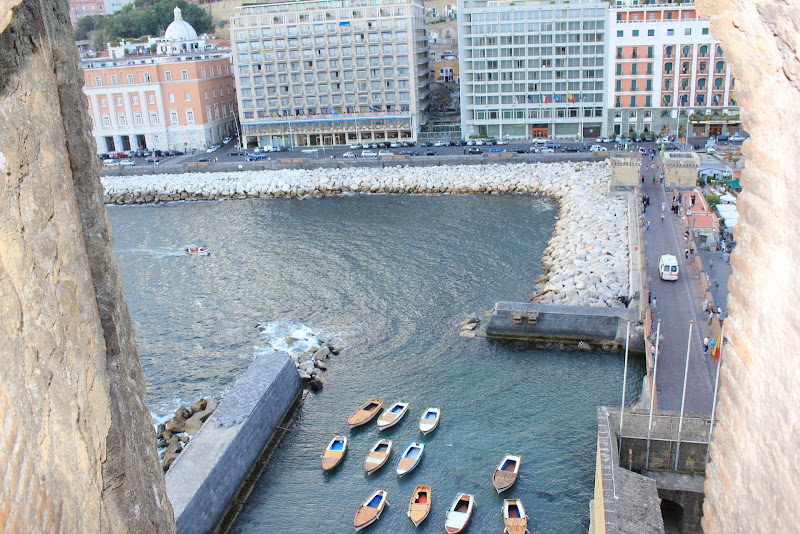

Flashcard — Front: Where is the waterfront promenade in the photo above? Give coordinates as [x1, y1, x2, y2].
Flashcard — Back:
[640, 156, 715, 413]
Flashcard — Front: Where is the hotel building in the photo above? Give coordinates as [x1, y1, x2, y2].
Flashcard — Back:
[457, 0, 608, 140]
[229, 0, 430, 148]
[82, 8, 237, 154]
[606, 1, 739, 138]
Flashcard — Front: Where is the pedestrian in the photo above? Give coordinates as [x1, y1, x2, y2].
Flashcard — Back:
[703, 337, 709, 354]
[652, 296, 657, 309]
[691, 195, 696, 206]
[709, 337, 717, 356]
[660, 212, 665, 223]
[685, 249, 690, 260]
[689, 248, 694, 260]
[709, 259, 714, 270]
[650, 343, 656, 358]
[714, 280, 720, 292]
[641, 173, 645, 183]
[702, 298, 709, 312]
[708, 310, 714, 324]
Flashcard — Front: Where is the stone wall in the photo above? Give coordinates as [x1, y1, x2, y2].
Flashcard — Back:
[661, 152, 700, 188]
[696, 0, 800, 531]
[0, 1, 174, 531]
[610, 155, 642, 187]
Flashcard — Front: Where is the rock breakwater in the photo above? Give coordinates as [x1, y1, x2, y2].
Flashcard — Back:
[103, 162, 628, 307]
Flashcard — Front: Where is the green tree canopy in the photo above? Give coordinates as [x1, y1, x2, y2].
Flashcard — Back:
[86, 0, 214, 46]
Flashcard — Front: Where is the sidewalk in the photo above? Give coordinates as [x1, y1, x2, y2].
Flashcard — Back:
[639, 154, 714, 413]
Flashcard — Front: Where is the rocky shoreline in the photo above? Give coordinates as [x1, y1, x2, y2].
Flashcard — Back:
[103, 162, 629, 307]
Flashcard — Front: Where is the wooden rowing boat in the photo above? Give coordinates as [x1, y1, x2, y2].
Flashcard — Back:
[492, 454, 521, 493]
[395, 441, 425, 477]
[444, 493, 475, 534]
[376, 401, 409, 431]
[347, 398, 384, 428]
[407, 484, 431, 528]
[354, 488, 388, 532]
[321, 435, 347, 472]
[364, 439, 393, 474]
[418, 407, 441, 434]
[503, 498, 529, 534]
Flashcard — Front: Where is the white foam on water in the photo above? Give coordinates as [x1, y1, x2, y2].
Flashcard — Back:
[256, 320, 325, 357]
[116, 248, 185, 259]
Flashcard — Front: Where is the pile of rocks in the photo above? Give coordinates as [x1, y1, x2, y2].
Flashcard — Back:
[287, 337, 342, 391]
[103, 162, 629, 307]
[157, 397, 218, 471]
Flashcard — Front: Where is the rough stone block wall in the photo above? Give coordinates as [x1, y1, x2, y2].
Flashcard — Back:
[610, 157, 641, 186]
[696, 0, 800, 531]
[0, 1, 174, 531]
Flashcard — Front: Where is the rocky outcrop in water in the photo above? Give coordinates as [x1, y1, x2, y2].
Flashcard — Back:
[103, 162, 628, 307]
[157, 398, 218, 471]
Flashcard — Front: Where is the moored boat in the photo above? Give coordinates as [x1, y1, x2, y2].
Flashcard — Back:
[364, 439, 393, 474]
[348, 398, 384, 428]
[418, 407, 441, 434]
[321, 435, 347, 471]
[445, 493, 475, 534]
[407, 484, 431, 528]
[395, 441, 425, 477]
[354, 489, 389, 532]
[184, 246, 210, 256]
[376, 401, 410, 431]
[503, 498, 529, 534]
[492, 454, 521, 493]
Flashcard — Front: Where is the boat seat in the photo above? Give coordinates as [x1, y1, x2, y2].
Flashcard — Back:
[511, 312, 523, 324]
[527, 310, 539, 325]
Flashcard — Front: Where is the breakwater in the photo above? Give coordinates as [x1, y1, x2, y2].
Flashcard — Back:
[103, 162, 629, 308]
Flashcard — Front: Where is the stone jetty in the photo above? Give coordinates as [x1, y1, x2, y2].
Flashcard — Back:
[103, 162, 628, 307]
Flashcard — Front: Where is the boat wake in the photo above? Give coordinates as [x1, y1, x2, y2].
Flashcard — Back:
[115, 248, 186, 258]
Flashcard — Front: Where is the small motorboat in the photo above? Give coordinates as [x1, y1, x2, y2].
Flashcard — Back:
[396, 441, 425, 477]
[348, 398, 384, 428]
[445, 493, 475, 534]
[418, 407, 441, 434]
[503, 498, 529, 534]
[184, 246, 210, 256]
[407, 484, 431, 528]
[492, 454, 521, 493]
[376, 401, 409, 431]
[364, 439, 393, 474]
[321, 435, 347, 472]
[354, 488, 389, 532]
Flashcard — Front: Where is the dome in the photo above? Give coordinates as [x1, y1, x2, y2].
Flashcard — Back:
[164, 7, 197, 41]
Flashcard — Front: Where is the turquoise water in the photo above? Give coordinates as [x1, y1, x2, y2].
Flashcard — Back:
[108, 194, 643, 533]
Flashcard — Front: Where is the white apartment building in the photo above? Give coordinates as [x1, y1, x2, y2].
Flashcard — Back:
[606, 1, 739, 138]
[230, 0, 430, 148]
[458, 0, 608, 140]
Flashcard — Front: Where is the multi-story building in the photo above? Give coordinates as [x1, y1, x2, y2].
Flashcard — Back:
[82, 8, 237, 154]
[606, 1, 740, 138]
[458, 0, 607, 140]
[229, 0, 430, 148]
[69, 0, 134, 25]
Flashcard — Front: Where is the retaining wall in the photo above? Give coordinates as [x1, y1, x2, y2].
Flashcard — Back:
[165, 349, 301, 534]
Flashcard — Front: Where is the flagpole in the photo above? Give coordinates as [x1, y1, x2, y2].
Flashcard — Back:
[645, 319, 661, 471]
[618, 319, 631, 451]
[705, 322, 724, 466]
[674, 320, 693, 471]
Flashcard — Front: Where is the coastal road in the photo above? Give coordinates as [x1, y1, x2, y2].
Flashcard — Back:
[640, 156, 714, 413]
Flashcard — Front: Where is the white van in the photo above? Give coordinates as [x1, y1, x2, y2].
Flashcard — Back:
[659, 254, 680, 281]
[102, 159, 118, 167]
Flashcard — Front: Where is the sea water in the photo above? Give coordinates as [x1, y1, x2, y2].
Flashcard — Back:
[109, 194, 643, 533]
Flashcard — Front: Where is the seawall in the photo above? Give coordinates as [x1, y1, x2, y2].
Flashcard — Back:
[164, 349, 301, 534]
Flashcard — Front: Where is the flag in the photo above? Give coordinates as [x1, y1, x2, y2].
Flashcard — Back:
[567, 93, 575, 103]
[680, 94, 688, 105]
[527, 95, 533, 103]
[512, 95, 519, 105]
[713, 94, 720, 106]
[713, 329, 723, 363]
[328, 106, 338, 115]
[730, 92, 736, 105]
[697, 94, 705, 104]
[553, 94, 561, 103]
[542, 94, 549, 103]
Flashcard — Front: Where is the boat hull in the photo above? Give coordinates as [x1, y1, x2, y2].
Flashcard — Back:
[445, 493, 475, 534]
[322, 436, 347, 471]
[503, 499, 528, 534]
[376, 402, 409, 431]
[348, 399, 384, 428]
[354, 489, 388, 532]
[407, 484, 431, 527]
[418, 407, 440, 434]
[364, 439, 392, 474]
[493, 454, 521, 493]
[396, 442, 425, 477]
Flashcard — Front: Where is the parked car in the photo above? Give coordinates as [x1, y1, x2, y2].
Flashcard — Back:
[489, 148, 505, 153]
[145, 156, 159, 163]
[223, 137, 232, 144]
[434, 141, 449, 147]
[467, 147, 483, 154]
[643, 135, 655, 142]
[389, 142, 400, 148]
[545, 141, 560, 149]
[424, 150, 438, 156]
[361, 150, 378, 157]
[349, 143, 363, 150]
[475, 139, 486, 146]
[378, 150, 393, 157]
[466, 139, 476, 146]
[119, 158, 136, 166]
[206, 146, 219, 153]
[342, 151, 357, 159]
[562, 146, 581, 153]
[589, 144, 605, 152]
[511, 147, 527, 154]
[715, 134, 729, 142]
[102, 159, 119, 167]
[532, 137, 548, 146]
[420, 141, 434, 147]
[496, 139, 509, 145]
[228, 149, 248, 156]
[197, 157, 210, 162]
[399, 150, 419, 156]
[538, 148, 554, 154]
[729, 134, 748, 142]
[245, 153, 268, 161]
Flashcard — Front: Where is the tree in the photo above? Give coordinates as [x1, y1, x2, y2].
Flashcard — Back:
[75, 15, 97, 40]
[433, 89, 452, 110]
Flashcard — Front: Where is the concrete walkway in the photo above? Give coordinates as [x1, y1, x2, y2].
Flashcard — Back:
[639, 154, 714, 413]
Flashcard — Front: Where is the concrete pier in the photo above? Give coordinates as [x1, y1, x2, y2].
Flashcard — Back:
[485, 301, 644, 353]
[165, 349, 301, 534]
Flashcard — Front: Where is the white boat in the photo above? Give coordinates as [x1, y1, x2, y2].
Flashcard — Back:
[376, 402, 410, 431]
[418, 407, 441, 434]
[396, 441, 425, 477]
[364, 439, 393, 474]
[503, 498, 529, 534]
[354, 489, 389, 532]
[492, 454, 521, 493]
[445, 493, 475, 534]
[185, 246, 210, 256]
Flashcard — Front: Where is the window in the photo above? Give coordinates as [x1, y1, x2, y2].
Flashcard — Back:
[148, 95, 155, 104]
[206, 106, 212, 121]
[111, 75, 118, 85]
[181, 69, 189, 80]
[646, 95, 651, 107]
[632, 64, 638, 75]
[631, 80, 637, 91]
[144, 72, 151, 82]
[648, 46, 653, 59]
[132, 95, 138, 105]
[133, 113, 142, 125]
[685, 28, 692, 35]
[667, 29, 674, 36]
[102, 115, 110, 127]
[127, 74, 134, 84]
[647, 29, 655, 37]
[95, 76, 102, 86]
[616, 30, 623, 37]
[631, 95, 637, 107]
[665, 62, 673, 74]
[702, 27, 709, 35]
[632, 30, 639, 37]
[169, 93, 175, 103]
[170, 110, 179, 125]
[615, 80, 621, 92]
[201, 68, 206, 77]
[115, 97, 122, 106]
[646, 79, 652, 91]
[165, 71, 172, 81]
[186, 109, 195, 124]
[185, 92, 191, 102]
[100, 98, 106, 107]
[149, 112, 158, 125]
